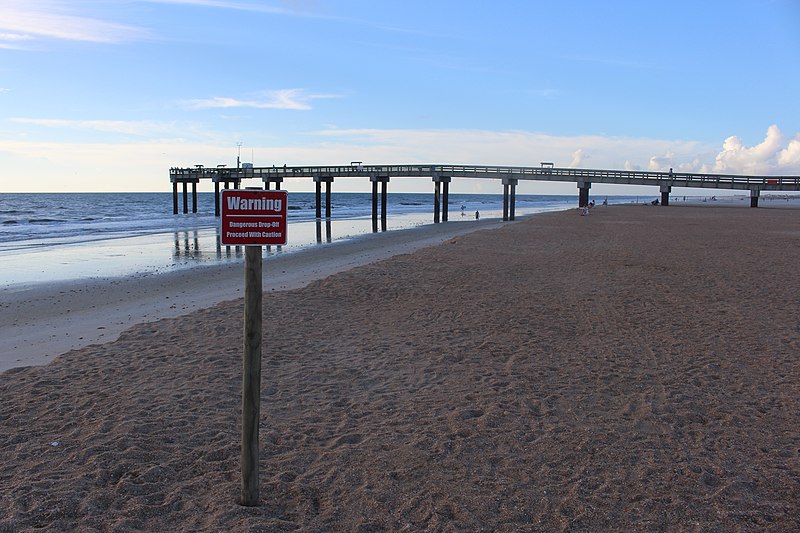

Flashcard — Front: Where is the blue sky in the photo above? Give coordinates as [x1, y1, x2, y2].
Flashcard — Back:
[1, 0, 799, 194]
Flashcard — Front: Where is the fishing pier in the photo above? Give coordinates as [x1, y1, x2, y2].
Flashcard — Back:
[169, 163, 800, 224]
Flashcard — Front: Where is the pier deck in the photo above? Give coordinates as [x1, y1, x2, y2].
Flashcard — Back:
[169, 163, 800, 219]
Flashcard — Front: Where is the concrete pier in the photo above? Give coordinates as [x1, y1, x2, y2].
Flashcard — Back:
[313, 176, 334, 218]
[371, 175, 390, 232]
[578, 181, 591, 208]
[171, 177, 200, 214]
[502, 177, 518, 221]
[432, 176, 451, 223]
[170, 163, 800, 217]
[750, 188, 760, 208]
[660, 185, 672, 206]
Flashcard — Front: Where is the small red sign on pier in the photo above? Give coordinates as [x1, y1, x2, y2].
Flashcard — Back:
[221, 189, 288, 246]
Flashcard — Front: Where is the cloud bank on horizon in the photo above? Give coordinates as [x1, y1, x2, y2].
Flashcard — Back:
[0, 1, 798, 192]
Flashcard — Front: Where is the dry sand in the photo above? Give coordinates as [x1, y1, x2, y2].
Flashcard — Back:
[1, 205, 798, 531]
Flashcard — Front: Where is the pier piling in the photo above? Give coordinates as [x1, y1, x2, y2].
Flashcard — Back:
[578, 181, 592, 208]
[313, 176, 334, 218]
[432, 176, 451, 223]
[170, 164, 798, 216]
[750, 188, 760, 208]
[660, 185, 671, 207]
[371, 175, 390, 232]
[502, 177, 518, 221]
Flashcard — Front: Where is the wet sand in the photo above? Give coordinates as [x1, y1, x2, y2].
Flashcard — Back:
[0, 219, 503, 372]
[1, 205, 798, 531]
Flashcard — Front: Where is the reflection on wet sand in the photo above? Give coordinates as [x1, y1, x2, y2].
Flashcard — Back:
[316, 218, 333, 243]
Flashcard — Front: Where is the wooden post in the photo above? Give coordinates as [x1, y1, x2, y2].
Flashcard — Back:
[240, 245, 262, 506]
[172, 182, 179, 215]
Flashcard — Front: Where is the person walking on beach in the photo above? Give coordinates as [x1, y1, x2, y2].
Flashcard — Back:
[475, 210, 480, 220]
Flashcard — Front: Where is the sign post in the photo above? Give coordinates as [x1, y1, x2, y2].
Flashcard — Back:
[220, 188, 288, 507]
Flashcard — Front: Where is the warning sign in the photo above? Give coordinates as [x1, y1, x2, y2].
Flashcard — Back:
[221, 189, 288, 246]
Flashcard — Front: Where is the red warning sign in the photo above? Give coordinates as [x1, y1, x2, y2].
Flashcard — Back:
[220, 189, 288, 246]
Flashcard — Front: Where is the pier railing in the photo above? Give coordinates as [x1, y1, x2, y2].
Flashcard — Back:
[169, 163, 800, 216]
[170, 164, 800, 191]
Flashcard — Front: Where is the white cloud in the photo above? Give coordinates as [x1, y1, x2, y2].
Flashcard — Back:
[184, 89, 339, 110]
[315, 128, 711, 171]
[568, 148, 585, 167]
[2, 125, 798, 193]
[648, 151, 675, 171]
[0, 1, 150, 45]
[141, 0, 339, 21]
[711, 124, 795, 174]
[0, 0, 327, 49]
[10, 118, 191, 136]
[778, 135, 800, 168]
[0, 31, 33, 49]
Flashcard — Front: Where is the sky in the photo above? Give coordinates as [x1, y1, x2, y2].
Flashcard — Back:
[1, 0, 799, 195]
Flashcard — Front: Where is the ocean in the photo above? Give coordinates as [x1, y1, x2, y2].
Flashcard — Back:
[0, 192, 640, 288]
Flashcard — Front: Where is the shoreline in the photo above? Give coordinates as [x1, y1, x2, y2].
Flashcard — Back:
[0, 217, 505, 372]
[3, 200, 798, 373]
[1, 204, 797, 531]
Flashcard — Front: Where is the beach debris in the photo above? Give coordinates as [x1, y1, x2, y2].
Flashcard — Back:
[50, 441, 60, 447]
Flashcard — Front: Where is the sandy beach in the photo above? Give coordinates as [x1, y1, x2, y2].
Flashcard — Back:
[1, 205, 798, 531]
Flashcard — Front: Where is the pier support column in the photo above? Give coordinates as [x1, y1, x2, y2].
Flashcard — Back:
[442, 179, 450, 221]
[660, 185, 671, 207]
[191, 181, 198, 213]
[326, 179, 333, 218]
[503, 177, 518, 221]
[214, 182, 220, 216]
[315, 179, 322, 218]
[433, 181, 441, 223]
[577, 181, 592, 207]
[172, 181, 179, 215]
[370, 175, 390, 232]
[750, 188, 760, 208]
[262, 177, 283, 192]
[371, 179, 378, 231]
[182, 182, 189, 214]
[502, 182, 509, 221]
[432, 176, 451, 223]
[381, 179, 388, 231]
[313, 176, 334, 218]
